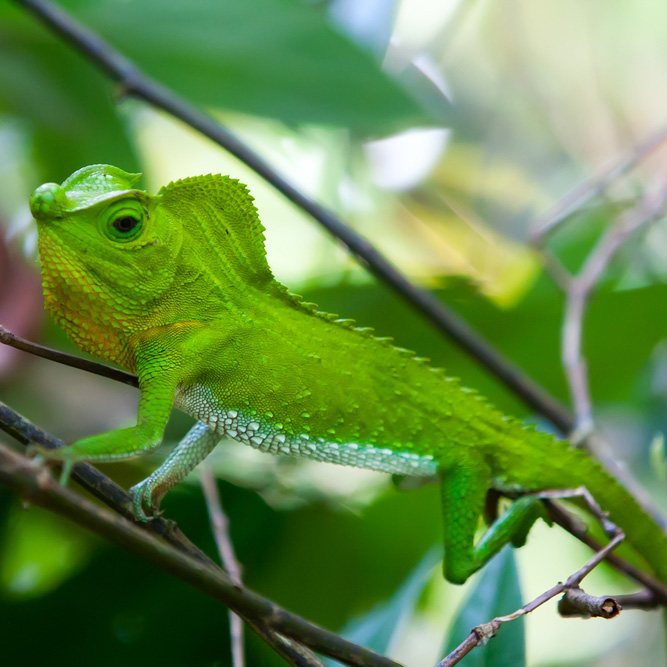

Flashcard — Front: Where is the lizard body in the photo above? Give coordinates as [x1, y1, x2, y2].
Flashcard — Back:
[29, 165, 667, 585]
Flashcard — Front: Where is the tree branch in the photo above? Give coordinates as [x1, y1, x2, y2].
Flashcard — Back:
[545, 500, 667, 602]
[12, 0, 572, 434]
[200, 467, 327, 667]
[0, 402, 400, 667]
[557, 587, 621, 619]
[533, 175, 667, 527]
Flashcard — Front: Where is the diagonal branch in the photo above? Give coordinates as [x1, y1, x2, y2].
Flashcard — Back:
[0, 441, 400, 667]
[12, 0, 572, 434]
[0, 401, 400, 667]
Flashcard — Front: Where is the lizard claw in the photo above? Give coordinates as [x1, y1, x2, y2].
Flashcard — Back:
[129, 477, 162, 523]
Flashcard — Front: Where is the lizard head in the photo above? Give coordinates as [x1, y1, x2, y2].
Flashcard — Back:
[31, 164, 183, 364]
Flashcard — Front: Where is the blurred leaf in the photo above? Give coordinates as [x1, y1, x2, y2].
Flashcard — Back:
[328, 0, 398, 57]
[326, 546, 441, 664]
[0, 234, 43, 379]
[86, 0, 445, 131]
[1, 0, 446, 141]
[0, 503, 95, 599]
[441, 546, 524, 667]
[649, 432, 667, 482]
[0, 10, 139, 181]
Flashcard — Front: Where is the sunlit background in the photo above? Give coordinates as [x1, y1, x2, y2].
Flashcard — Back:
[2, 1, 667, 665]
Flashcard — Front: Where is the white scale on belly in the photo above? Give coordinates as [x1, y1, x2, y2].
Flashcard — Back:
[176, 383, 438, 476]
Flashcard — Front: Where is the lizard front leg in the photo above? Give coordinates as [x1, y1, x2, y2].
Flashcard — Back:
[130, 421, 220, 521]
[30, 346, 179, 487]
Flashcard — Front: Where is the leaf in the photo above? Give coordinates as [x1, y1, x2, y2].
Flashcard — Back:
[326, 546, 441, 664]
[0, 503, 95, 599]
[649, 432, 667, 482]
[441, 546, 525, 667]
[53, 0, 445, 132]
[0, 0, 449, 183]
[328, 0, 399, 57]
[0, 6, 139, 181]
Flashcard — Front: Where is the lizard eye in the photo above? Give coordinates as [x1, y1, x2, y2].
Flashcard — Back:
[113, 216, 140, 234]
[104, 207, 144, 242]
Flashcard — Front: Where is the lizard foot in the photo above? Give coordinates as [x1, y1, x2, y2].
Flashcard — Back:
[509, 496, 551, 548]
[129, 477, 164, 523]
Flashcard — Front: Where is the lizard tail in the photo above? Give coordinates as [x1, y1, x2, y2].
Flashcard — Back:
[507, 436, 667, 585]
[559, 449, 667, 586]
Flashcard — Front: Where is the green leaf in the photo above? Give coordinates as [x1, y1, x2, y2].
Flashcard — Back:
[7, 0, 446, 133]
[326, 546, 441, 664]
[0, 6, 139, 181]
[87, 0, 445, 131]
[650, 432, 667, 482]
[0, 503, 95, 599]
[442, 546, 525, 667]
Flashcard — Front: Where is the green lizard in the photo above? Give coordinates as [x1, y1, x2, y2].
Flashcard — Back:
[28, 164, 667, 586]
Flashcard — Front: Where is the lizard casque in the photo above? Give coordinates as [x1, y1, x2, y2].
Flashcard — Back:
[28, 164, 667, 585]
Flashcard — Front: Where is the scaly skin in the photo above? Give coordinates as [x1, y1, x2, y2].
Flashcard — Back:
[29, 165, 667, 585]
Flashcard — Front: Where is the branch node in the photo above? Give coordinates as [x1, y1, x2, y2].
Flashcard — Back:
[558, 587, 622, 619]
[473, 620, 501, 646]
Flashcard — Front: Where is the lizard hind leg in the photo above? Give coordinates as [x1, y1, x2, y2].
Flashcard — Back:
[440, 460, 549, 585]
[130, 421, 220, 522]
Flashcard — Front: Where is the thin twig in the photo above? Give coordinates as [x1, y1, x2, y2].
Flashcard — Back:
[12, 0, 572, 434]
[0, 325, 138, 387]
[615, 589, 665, 611]
[200, 468, 327, 667]
[545, 501, 667, 601]
[201, 468, 243, 585]
[201, 467, 246, 667]
[529, 179, 667, 527]
[0, 403, 399, 667]
[436, 533, 625, 667]
[561, 182, 667, 434]
[536, 486, 616, 536]
[530, 123, 667, 243]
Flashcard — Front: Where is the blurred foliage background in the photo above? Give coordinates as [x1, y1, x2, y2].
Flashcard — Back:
[1, 0, 667, 665]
